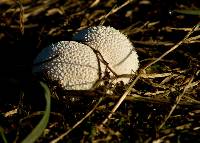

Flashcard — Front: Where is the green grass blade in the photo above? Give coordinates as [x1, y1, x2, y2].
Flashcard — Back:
[0, 126, 8, 143]
[22, 82, 51, 143]
[175, 9, 200, 16]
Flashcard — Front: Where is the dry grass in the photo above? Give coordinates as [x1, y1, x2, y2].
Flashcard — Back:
[0, 0, 200, 142]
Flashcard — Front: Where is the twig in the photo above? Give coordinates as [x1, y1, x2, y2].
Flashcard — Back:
[98, 0, 133, 25]
[16, 0, 24, 34]
[90, 0, 100, 8]
[62, 88, 200, 106]
[50, 97, 103, 143]
[143, 24, 199, 71]
[101, 74, 140, 126]
[99, 23, 199, 127]
[184, 35, 200, 43]
[132, 40, 174, 46]
[81, 42, 118, 77]
[158, 75, 194, 130]
[122, 21, 159, 35]
[166, 27, 200, 31]
[93, 48, 118, 77]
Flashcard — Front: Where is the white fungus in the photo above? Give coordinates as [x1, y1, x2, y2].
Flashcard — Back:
[33, 26, 139, 90]
[73, 26, 139, 83]
[33, 41, 99, 90]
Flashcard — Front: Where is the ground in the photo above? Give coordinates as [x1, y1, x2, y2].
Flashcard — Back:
[0, 0, 200, 142]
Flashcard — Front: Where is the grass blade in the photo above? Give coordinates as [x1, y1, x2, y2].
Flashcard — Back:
[0, 126, 8, 143]
[175, 9, 200, 16]
[22, 82, 51, 143]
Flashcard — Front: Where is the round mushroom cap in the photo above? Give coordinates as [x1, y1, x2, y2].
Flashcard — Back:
[72, 26, 139, 83]
[33, 41, 99, 90]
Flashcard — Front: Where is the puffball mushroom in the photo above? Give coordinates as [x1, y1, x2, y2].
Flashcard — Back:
[33, 41, 99, 90]
[73, 26, 139, 83]
[33, 26, 139, 90]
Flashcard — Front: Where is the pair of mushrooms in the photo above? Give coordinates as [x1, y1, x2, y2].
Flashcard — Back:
[33, 26, 139, 90]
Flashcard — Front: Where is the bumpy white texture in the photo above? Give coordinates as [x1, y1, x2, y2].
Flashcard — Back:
[72, 26, 139, 83]
[33, 41, 99, 90]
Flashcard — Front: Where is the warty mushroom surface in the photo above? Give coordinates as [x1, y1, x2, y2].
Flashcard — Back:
[73, 26, 139, 83]
[33, 26, 139, 90]
[33, 41, 100, 90]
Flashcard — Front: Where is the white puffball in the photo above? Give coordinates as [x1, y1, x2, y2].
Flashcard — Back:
[33, 41, 99, 90]
[33, 26, 139, 90]
[73, 26, 139, 83]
